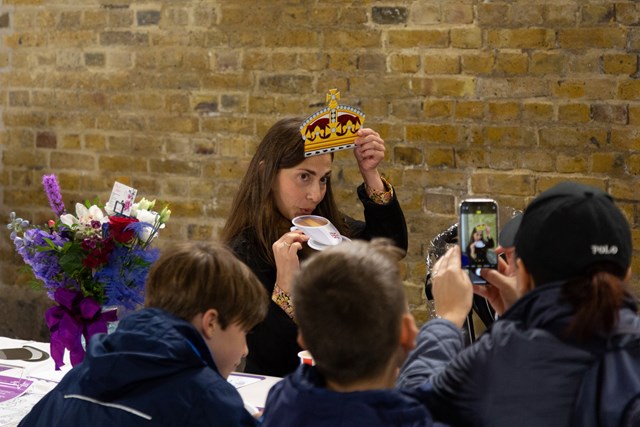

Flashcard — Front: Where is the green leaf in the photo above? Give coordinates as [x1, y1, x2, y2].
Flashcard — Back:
[58, 245, 85, 276]
[41, 237, 59, 250]
[84, 197, 101, 208]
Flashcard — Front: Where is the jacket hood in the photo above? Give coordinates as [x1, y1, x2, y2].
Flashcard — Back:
[263, 365, 433, 427]
[79, 307, 217, 398]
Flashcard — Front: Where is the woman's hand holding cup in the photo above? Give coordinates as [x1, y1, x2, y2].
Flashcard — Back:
[273, 230, 308, 294]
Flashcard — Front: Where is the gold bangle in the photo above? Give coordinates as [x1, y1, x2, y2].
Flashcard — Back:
[272, 284, 296, 321]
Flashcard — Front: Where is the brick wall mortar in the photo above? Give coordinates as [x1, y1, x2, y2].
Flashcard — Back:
[0, 1, 639, 339]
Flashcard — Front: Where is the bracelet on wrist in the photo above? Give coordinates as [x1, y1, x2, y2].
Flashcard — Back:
[365, 176, 394, 205]
[272, 284, 296, 322]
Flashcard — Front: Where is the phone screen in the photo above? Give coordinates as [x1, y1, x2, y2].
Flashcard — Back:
[459, 200, 498, 283]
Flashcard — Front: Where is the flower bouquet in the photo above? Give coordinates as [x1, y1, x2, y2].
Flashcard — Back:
[7, 175, 170, 369]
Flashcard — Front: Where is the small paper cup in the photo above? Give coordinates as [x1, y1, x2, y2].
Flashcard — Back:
[297, 350, 315, 366]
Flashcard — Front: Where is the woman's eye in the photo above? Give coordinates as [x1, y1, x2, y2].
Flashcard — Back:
[320, 176, 329, 184]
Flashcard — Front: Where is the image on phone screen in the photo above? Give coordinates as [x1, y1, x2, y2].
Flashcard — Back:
[459, 200, 498, 282]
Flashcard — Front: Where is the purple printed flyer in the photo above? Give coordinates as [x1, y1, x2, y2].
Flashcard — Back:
[0, 375, 33, 402]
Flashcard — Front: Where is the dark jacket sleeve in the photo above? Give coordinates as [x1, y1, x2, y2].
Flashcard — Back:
[398, 320, 530, 427]
[195, 381, 259, 427]
[398, 318, 490, 427]
[397, 319, 465, 391]
[345, 183, 408, 251]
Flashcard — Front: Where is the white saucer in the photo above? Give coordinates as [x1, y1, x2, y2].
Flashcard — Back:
[307, 236, 351, 251]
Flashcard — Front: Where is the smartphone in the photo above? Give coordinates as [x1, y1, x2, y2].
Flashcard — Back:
[459, 199, 499, 284]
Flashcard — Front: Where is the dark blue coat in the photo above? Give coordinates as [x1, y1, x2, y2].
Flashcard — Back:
[398, 283, 640, 427]
[261, 364, 437, 427]
[19, 308, 256, 427]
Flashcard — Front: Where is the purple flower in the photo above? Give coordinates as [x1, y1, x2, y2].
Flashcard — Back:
[14, 228, 74, 298]
[42, 174, 66, 216]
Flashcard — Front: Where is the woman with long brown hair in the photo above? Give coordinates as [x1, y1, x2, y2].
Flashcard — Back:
[221, 116, 408, 376]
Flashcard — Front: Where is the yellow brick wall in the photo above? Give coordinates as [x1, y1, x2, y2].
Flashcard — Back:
[1, 1, 639, 331]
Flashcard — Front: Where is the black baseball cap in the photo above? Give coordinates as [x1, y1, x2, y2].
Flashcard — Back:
[498, 213, 522, 248]
[514, 182, 632, 286]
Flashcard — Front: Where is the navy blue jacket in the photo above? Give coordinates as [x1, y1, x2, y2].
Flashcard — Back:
[262, 364, 436, 427]
[398, 283, 640, 427]
[19, 308, 256, 427]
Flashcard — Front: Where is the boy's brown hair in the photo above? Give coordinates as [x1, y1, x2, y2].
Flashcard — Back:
[293, 239, 407, 385]
[145, 242, 268, 330]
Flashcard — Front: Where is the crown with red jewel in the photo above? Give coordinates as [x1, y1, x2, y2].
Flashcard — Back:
[300, 89, 365, 157]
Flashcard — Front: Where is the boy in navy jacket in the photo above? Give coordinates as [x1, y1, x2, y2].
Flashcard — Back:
[262, 239, 452, 427]
[20, 242, 268, 427]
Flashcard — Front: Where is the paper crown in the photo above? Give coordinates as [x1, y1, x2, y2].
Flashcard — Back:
[300, 89, 365, 157]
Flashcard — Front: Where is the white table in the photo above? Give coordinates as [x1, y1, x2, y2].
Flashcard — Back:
[0, 337, 281, 426]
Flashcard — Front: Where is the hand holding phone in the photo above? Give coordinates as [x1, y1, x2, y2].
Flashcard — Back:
[459, 199, 499, 284]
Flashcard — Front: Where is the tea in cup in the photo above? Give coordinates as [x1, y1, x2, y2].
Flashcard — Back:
[291, 215, 341, 246]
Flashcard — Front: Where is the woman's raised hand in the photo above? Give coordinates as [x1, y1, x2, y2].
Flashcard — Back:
[272, 230, 309, 294]
[354, 128, 386, 190]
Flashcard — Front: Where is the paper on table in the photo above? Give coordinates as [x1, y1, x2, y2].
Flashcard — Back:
[0, 364, 22, 373]
[227, 373, 265, 389]
[0, 393, 42, 427]
[0, 375, 33, 403]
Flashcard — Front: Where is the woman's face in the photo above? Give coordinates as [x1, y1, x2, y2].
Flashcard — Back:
[272, 154, 332, 220]
[473, 230, 482, 241]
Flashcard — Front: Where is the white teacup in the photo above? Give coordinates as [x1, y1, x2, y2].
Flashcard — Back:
[291, 215, 341, 246]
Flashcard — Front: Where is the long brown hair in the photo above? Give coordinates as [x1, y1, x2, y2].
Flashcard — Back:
[562, 262, 629, 343]
[220, 117, 346, 264]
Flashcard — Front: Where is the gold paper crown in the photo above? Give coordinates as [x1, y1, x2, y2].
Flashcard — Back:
[300, 89, 365, 157]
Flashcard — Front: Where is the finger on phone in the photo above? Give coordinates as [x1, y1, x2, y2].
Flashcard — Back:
[472, 284, 491, 299]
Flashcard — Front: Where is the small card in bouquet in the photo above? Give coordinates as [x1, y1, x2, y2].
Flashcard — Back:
[105, 182, 138, 216]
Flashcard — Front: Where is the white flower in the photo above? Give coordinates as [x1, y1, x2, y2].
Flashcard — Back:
[60, 203, 106, 227]
[79, 204, 105, 223]
[59, 213, 79, 227]
[135, 209, 159, 226]
[131, 198, 155, 217]
[135, 209, 165, 243]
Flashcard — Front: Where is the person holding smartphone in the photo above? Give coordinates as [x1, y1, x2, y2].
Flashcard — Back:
[398, 182, 640, 427]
